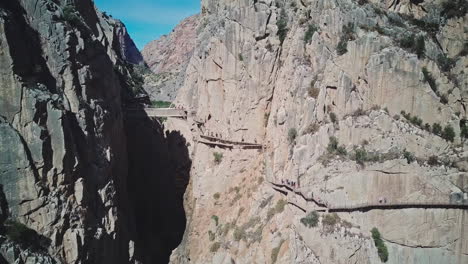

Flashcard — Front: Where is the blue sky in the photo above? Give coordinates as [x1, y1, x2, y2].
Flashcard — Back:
[94, 0, 200, 50]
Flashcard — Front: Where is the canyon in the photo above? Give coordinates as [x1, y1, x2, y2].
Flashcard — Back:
[0, 0, 467, 264]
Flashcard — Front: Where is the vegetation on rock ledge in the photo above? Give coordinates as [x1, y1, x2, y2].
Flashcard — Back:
[371, 227, 389, 262]
[300, 211, 319, 228]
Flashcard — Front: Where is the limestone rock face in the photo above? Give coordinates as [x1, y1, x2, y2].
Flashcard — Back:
[0, 0, 147, 263]
[115, 21, 144, 65]
[169, 0, 468, 263]
[141, 15, 200, 101]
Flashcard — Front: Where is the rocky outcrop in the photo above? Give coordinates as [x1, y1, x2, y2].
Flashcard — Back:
[168, 0, 468, 263]
[0, 0, 170, 263]
[141, 15, 200, 101]
[114, 20, 144, 65]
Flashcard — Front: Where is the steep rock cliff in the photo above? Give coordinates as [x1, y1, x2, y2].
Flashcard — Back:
[167, 0, 468, 263]
[141, 15, 199, 102]
[0, 0, 177, 263]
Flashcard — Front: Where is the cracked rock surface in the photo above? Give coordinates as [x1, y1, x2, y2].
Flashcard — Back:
[0, 0, 172, 263]
[163, 0, 468, 263]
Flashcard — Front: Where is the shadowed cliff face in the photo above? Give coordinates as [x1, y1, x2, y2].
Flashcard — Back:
[125, 111, 191, 263]
[0, 0, 188, 263]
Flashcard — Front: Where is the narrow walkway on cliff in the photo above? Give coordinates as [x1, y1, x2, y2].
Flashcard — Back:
[195, 134, 264, 150]
[269, 182, 468, 213]
[125, 107, 264, 149]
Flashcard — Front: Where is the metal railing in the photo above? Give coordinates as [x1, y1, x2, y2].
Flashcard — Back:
[269, 181, 468, 212]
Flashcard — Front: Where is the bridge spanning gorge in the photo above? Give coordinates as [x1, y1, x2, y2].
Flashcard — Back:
[126, 107, 188, 118]
[270, 182, 468, 212]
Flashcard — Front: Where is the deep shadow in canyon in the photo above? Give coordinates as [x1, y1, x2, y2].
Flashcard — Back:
[124, 107, 191, 263]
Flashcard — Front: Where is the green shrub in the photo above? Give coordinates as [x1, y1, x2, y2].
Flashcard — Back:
[157, 117, 167, 123]
[398, 31, 425, 57]
[370, 105, 381, 111]
[373, 6, 385, 16]
[371, 228, 389, 262]
[288, 128, 297, 144]
[275, 199, 287, 214]
[221, 222, 234, 236]
[407, 17, 439, 34]
[442, 125, 455, 142]
[211, 215, 219, 226]
[208, 230, 215, 241]
[336, 146, 347, 156]
[267, 199, 287, 221]
[353, 108, 366, 117]
[213, 193, 220, 200]
[277, 9, 288, 44]
[336, 38, 348, 55]
[336, 23, 354, 55]
[410, 116, 423, 127]
[266, 207, 276, 221]
[329, 112, 337, 123]
[213, 152, 223, 164]
[459, 43, 468, 57]
[271, 239, 285, 263]
[342, 23, 355, 40]
[440, 94, 448, 104]
[399, 34, 415, 50]
[210, 242, 221, 252]
[300, 211, 319, 228]
[322, 213, 340, 227]
[354, 148, 368, 165]
[233, 226, 245, 241]
[233, 217, 261, 243]
[415, 35, 425, 58]
[151, 100, 172, 108]
[62, 5, 81, 26]
[4, 220, 41, 249]
[432, 123, 442, 135]
[424, 123, 431, 131]
[304, 123, 320, 135]
[388, 14, 406, 27]
[304, 24, 318, 44]
[327, 136, 339, 153]
[461, 120, 468, 139]
[308, 86, 320, 99]
[358, 0, 368, 5]
[403, 150, 415, 164]
[238, 53, 244, 61]
[428, 155, 439, 166]
[437, 54, 455, 72]
[441, 0, 468, 19]
[400, 110, 410, 120]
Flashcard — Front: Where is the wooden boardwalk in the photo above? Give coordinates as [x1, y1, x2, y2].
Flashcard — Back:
[195, 138, 235, 149]
[269, 182, 468, 212]
[196, 135, 263, 149]
[328, 201, 468, 212]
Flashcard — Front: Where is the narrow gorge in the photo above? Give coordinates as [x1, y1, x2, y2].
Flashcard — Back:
[0, 0, 467, 264]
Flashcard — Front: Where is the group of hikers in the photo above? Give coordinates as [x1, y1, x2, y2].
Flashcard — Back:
[281, 179, 299, 188]
[378, 197, 388, 204]
[204, 132, 259, 144]
[206, 132, 223, 138]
